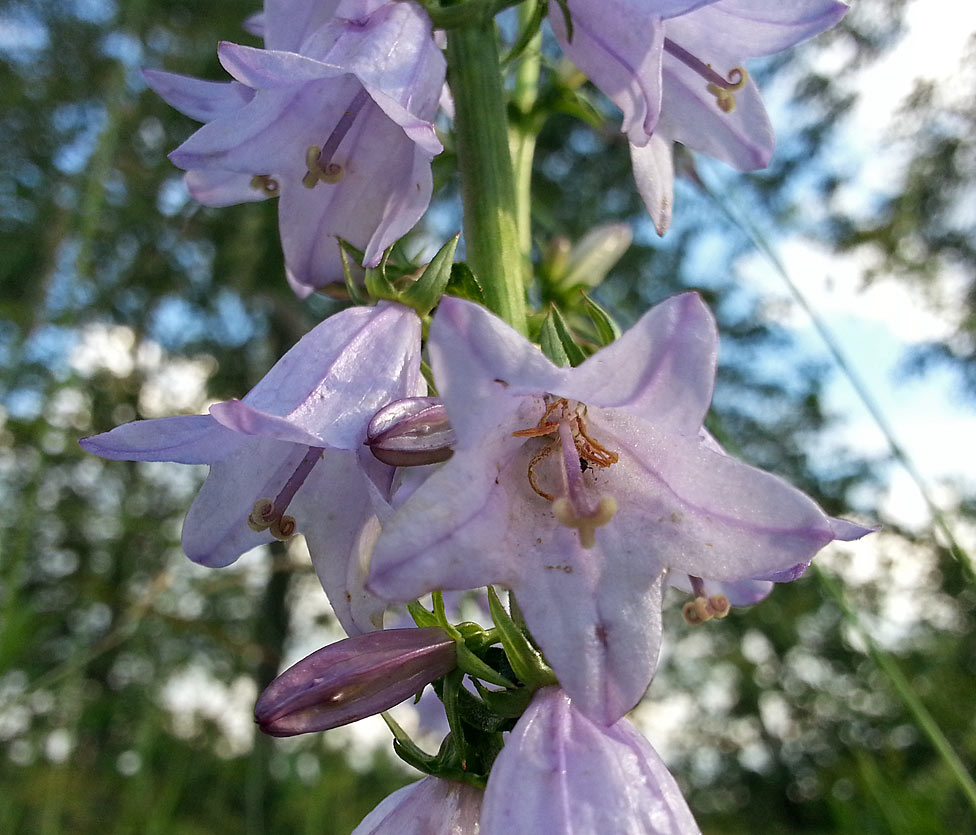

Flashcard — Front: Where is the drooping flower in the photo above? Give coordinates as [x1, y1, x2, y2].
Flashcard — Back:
[148, 0, 445, 295]
[367, 294, 872, 725]
[481, 686, 701, 834]
[352, 777, 483, 835]
[550, 0, 848, 233]
[255, 627, 456, 736]
[80, 302, 422, 634]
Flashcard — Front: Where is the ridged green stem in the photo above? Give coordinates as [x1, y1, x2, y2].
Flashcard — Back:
[446, 21, 528, 333]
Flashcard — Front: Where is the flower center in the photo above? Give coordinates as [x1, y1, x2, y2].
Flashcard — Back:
[248, 445, 324, 540]
[662, 38, 748, 114]
[681, 575, 731, 625]
[513, 398, 619, 548]
[302, 87, 371, 188]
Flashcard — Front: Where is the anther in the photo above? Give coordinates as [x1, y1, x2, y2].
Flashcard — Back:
[245, 447, 324, 540]
[681, 594, 731, 625]
[250, 174, 280, 196]
[248, 498, 276, 532]
[270, 515, 297, 540]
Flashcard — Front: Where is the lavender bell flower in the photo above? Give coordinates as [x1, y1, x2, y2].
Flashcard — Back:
[481, 686, 700, 834]
[79, 302, 423, 634]
[255, 627, 456, 736]
[148, 0, 445, 296]
[352, 777, 483, 835]
[367, 294, 873, 726]
[550, 1, 848, 233]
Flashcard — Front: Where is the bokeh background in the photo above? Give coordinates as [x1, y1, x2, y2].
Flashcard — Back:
[1, 0, 974, 832]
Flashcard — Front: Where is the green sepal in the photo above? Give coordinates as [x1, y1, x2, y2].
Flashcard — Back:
[406, 599, 440, 629]
[454, 684, 515, 734]
[445, 262, 486, 306]
[539, 309, 571, 367]
[580, 291, 621, 345]
[502, 0, 546, 66]
[487, 586, 557, 690]
[541, 305, 586, 367]
[472, 679, 534, 718]
[363, 247, 399, 301]
[338, 241, 367, 306]
[402, 234, 460, 316]
[455, 640, 514, 689]
[421, 360, 439, 396]
[440, 669, 469, 770]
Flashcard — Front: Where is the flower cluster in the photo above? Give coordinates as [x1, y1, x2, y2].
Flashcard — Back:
[80, 0, 865, 832]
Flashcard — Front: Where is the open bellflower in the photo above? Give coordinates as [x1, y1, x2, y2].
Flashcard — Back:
[550, 0, 848, 233]
[149, 0, 444, 295]
[80, 302, 422, 634]
[481, 686, 700, 834]
[368, 294, 872, 725]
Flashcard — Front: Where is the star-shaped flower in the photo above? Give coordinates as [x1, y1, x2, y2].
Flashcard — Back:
[367, 294, 872, 724]
[80, 302, 422, 634]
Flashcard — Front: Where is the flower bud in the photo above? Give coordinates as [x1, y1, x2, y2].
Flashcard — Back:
[255, 627, 456, 737]
[366, 397, 456, 467]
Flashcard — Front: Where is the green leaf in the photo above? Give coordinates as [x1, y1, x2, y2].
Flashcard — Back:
[402, 233, 460, 316]
[552, 0, 573, 41]
[502, 0, 546, 66]
[445, 262, 486, 305]
[487, 586, 556, 690]
[580, 291, 622, 345]
[455, 641, 514, 688]
[547, 304, 587, 366]
[406, 600, 439, 629]
[363, 247, 398, 300]
[338, 241, 367, 305]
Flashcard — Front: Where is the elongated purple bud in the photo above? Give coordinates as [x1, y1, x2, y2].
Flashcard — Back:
[366, 397, 456, 467]
[255, 627, 456, 737]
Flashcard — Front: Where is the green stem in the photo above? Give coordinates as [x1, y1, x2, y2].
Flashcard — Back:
[816, 566, 976, 814]
[509, 5, 542, 258]
[446, 20, 528, 333]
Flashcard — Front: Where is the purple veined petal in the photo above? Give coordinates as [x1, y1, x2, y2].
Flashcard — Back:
[169, 74, 362, 180]
[608, 413, 863, 581]
[427, 297, 566, 443]
[481, 687, 701, 835]
[308, 1, 445, 117]
[352, 777, 483, 835]
[181, 435, 310, 567]
[235, 303, 422, 450]
[667, 0, 849, 58]
[184, 169, 275, 207]
[630, 133, 675, 235]
[295, 453, 391, 635]
[549, 0, 666, 144]
[216, 41, 345, 89]
[79, 414, 241, 465]
[142, 70, 255, 123]
[563, 292, 717, 434]
[263, 0, 342, 52]
[512, 540, 668, 725]
[830, 515, 879, 540]
[658, 55, 774, 171]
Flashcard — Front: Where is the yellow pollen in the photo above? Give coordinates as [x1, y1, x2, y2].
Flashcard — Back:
[707, 67, 748, 113]
[552, 495, 618, 549]
[682, 594, 731, 625]
[303, 145, 345, 188]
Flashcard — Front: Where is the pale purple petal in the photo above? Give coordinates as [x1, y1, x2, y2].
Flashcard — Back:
[353, 777, 482, 835]
[181, 435, 308, 567]
[142, 69, 254, 122]
[79, 414, 240, 465]
[428, 296, 565, 443]
[296, 451, 391, 635]
[631, 134, 675, 235]
[562, 292, 716, 434]
[668, 0, 849, 58]
[235, 303, 422, 449]
[184, 169, 272, 207]
[263, 0, 342, 52]
[670, 572, 774, 606]
[217, 41, 344, 89]
[481, 687, 701, 835]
